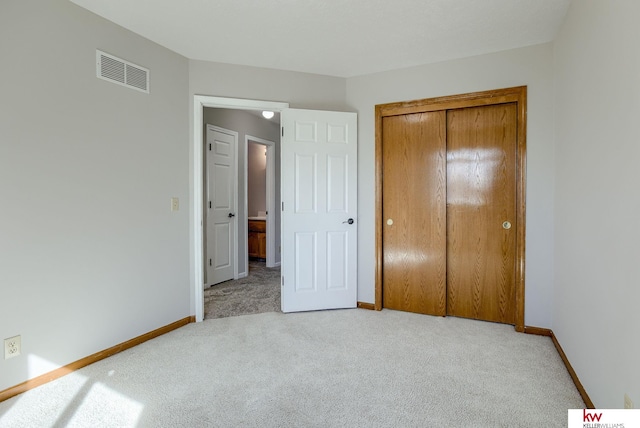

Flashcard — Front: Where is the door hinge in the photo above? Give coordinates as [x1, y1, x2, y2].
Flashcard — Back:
[209, 143, 211, 151]
[281, 202, 284, 211]
[209, 201, 211, 209]
[209, 258, 212, 266]
[281, 276, 284, 286]
[281, 127, 284, 137]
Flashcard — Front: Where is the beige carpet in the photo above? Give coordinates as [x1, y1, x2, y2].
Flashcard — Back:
[0, 309, 585, 427]
[204, 261, 281, 319]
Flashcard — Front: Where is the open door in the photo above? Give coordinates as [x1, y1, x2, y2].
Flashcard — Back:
[280, 109, 357, 312]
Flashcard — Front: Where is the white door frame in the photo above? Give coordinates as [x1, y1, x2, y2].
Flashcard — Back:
[192, 95, 289, 322]
[245, 135, 277, 269]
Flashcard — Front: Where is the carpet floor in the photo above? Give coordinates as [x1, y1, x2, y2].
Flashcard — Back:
[0, 310, 584, 427]
[204, 261, 281, 319]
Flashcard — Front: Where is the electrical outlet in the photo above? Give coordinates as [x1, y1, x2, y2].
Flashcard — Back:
[171, 197, 179, 212]
[4, 335, 21, 359]
[624, 393, 634, 409]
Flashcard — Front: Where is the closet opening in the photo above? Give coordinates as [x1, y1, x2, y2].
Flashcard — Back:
[374, 86, 527, 332]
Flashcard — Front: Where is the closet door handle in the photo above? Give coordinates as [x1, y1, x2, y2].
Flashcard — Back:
[502, 221, 511, 230]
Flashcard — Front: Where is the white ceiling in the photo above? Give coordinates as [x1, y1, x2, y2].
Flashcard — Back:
[70, 0, 571, 78]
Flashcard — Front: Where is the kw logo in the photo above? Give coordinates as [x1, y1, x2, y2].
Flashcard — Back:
[583, 409, 603, 422]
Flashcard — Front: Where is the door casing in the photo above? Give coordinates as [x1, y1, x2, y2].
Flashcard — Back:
[374, 86, 527, 332]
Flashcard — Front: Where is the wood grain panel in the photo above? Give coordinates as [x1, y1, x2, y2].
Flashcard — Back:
[248, 220, 266, 232]
[382, 112, 447, 315]
[376, 86, 526, 329]
[378, 86, 526, 117]
[357, 302, 376, 310]
[375, 106, 384, 310]
[446, 103, 517, 323]
[514, 88, 528, 332]
[523, 326, 552, 336]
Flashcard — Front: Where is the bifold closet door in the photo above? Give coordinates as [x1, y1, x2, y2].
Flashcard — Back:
[382, 111, 447, 315]
[446, 103, 517, 323]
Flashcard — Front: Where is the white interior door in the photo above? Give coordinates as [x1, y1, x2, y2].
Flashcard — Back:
[206, 125, 237, 286]
[281, 109, 357, 312]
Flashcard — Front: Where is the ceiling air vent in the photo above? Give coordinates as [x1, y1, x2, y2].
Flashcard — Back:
[96, 50, 149, 93]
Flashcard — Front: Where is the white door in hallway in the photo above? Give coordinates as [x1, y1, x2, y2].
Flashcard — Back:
[205, 125, 237, 286]
[281, 109, 358, 312]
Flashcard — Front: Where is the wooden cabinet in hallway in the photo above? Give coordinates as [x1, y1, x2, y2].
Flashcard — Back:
[248, 219, 266, 259]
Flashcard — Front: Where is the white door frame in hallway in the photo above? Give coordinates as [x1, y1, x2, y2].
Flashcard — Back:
[245, 135, 277, 269]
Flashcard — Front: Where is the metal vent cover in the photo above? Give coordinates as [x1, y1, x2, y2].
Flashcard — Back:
[96, 50, 149, 93]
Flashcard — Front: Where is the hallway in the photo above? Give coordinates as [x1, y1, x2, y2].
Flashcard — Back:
[204, 261, 280, 319]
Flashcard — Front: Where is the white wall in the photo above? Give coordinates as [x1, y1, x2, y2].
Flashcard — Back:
[0, 0, 189, 391]
[553, 0, 640, 408]
[190, 61, 348, 111]
[203, 108, 280, 272]
[346, 44, 556, 327]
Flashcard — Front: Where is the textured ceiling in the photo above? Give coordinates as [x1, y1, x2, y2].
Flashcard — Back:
[70, 0, 571, 78]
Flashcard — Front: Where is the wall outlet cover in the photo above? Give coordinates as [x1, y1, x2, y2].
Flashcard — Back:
[4, 335, 21, 359]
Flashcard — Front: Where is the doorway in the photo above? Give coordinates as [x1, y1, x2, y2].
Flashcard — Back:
[374, 87, 527, 331]
[192, 96, 289, 322]
[201, 110, 280, 319]
[193, 97, 359, 320]
[245, 135, 277, 269]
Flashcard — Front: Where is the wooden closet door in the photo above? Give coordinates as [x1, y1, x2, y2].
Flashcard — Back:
[382, 112, 447, 315]
[446, 103, 517, 323]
